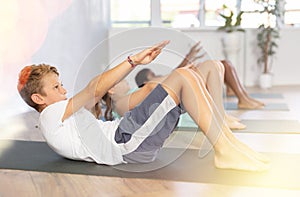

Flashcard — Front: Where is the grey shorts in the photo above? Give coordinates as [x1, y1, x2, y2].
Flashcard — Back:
[114, 84, 183, 163]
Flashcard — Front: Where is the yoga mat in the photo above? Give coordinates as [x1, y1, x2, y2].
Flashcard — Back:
[249, 93, 284, 99]
[176, 113, 200, 131]
[227, 93, 284, 99]
[176, 114, 300, 133]
[0, 140, 300, 189]
[224, 102, 289, 111]
[239, 120, 300, 134]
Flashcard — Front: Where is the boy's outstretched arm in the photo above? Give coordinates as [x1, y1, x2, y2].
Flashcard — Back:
[62, 40, 170, 121]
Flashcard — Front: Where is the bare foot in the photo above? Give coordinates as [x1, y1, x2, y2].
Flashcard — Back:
[227, 120, 246, 130]
[225, 114, 245, 130]
[220, 127, 270, 163]
[243, 93, 265, 107]
[238, 100, 264, 109]
[249, 98, 265, 106]
[214, 134, 270, 171]
[214, 147, 269, 171]
[226, 114, 240, 122]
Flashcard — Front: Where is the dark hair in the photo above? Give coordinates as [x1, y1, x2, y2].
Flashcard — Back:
[102, 93, 113, 121]
[135, 68, 151, 88]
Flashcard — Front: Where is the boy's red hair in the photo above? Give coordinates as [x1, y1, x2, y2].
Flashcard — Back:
[17, 64, 59, 112]
[17, 65, 32, 92]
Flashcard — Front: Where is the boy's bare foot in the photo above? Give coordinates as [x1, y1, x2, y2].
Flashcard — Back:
[220, 128, 270, 163]
[214, 147, 269, 171]
[214, 134, 270, 171]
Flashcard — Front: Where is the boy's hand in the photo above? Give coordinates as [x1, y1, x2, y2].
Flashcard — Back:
[131, 40, 170, 66]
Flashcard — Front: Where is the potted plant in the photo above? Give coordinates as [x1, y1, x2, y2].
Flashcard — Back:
[255, 0, 284, 88]
[217, 5, 245, 33]
[217, 5, 245, 78]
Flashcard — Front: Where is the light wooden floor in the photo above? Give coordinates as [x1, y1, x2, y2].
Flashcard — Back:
[1, 85, 300, 196]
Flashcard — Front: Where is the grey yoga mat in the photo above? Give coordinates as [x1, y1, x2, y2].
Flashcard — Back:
[0, 140, 300, 189]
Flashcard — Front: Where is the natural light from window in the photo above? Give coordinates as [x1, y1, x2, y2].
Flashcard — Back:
[110, 0, 300, 28]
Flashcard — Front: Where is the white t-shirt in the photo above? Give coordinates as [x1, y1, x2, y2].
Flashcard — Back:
[39, 100, 124, 165]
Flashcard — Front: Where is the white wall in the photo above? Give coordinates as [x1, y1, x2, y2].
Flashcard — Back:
[0, 0, 110, 117]
[180, 28, 300, 86]
[180, 28, 246, 83]
[108, 27, 200, 88]
[1, 1, 300, 119]
[109, 27, 300, 87]
[32, 0, 110, 94]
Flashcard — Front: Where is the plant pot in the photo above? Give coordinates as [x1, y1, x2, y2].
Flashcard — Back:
[222, 34, 240, 69]
[259, 73, 273, 89]
[222, 32, 242, 50]
[221, 32, 244, 83]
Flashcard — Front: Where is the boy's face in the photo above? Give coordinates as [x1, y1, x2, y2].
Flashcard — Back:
[40, 73, 67, 106]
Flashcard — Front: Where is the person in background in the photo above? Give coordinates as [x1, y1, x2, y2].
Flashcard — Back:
[136, 42, 264, 110]
[111, 60, 246, 130]
[106, 42, 264, 130]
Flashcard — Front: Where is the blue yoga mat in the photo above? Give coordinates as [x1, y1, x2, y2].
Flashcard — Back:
[176, 113, 300, 133]
[227, 93, 284, 99]
[224, 102, 289, 111]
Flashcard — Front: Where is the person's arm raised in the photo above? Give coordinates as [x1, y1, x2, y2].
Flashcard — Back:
[62, 40, 170, 121]
[177, 41, 206, 68]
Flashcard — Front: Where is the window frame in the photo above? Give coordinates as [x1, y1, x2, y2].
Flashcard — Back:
[110, 0, 300, 28]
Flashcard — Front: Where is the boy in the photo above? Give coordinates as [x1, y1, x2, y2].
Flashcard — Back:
[17, 41, 269, 171]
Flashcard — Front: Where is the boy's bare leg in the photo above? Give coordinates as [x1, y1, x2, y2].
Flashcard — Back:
[161, 68, 269, 171]
[194, 61, 245, 130]
[113, 82, 158, 116]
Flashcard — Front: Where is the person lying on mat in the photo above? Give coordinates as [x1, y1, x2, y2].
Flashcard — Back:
[17, 40, 269, 171]
[136, 42, 264, 110]
[105, 42, 264, 129]
[107, 60, 246, 130]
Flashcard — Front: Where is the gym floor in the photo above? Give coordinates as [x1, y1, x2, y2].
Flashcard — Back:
[1, 85, 300, 196]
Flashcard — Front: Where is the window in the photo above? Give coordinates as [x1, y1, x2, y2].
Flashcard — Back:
[240, 0, 264, 28]
[110, 0, 298, 28]
[160, 0, 200, 28]
[205, 0, 238, 27]
[110, 0, 151, 27]
[284, 0, 300, 26]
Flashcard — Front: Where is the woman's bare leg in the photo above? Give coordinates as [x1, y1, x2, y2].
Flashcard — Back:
[194, 60, 245, 129]
[226, 86, 235, 96]
[161, 68, 269, 171]
[221, 60, 264, 109]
